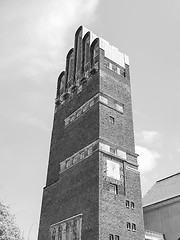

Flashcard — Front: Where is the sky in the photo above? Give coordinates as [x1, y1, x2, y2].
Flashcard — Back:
[0, 0, 180, 239]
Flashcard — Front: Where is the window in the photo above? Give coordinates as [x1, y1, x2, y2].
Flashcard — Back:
[109, 183, 118, 195]
[80, 152, 85, 160]
[112, 64, 117, 73]
[87, 147, 92, 156]
[84, 40, 90, 65]
[66, 159, 71, 168]
[126, 200, 130, 208]
[93, 46, 99, 59]
[115, 235, 119, 240]
[110, 116, 115, 124]
[109, 234, 114, 240]
[120, 69, 126, 77]
[73, 156, 78, 164]
[132, 223, 136, 231]
[127, 222, 131, 230]
[110, 147, 116, 155]
[131, 202, 135, 209]
[60, 74, 66, 95]
[89, 99, 94, 107]
[60, 162, 66, 172]
[64, 118, 70, 126]
[104, 59, 110, 68]
[76, 109, 82, 118]
[82, 103, 89, 113]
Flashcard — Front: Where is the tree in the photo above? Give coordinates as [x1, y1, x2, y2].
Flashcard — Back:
[0, 201, 23, 240]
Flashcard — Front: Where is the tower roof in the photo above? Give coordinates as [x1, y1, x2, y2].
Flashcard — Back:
[143, 172, 180, 207]
[77, 26, 129, 67]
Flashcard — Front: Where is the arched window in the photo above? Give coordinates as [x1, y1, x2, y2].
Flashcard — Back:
[60, 73, 66, 95]
[56, 71, 66, 99]
[66, 49, 74, 88]
[90, 38, 99, 69]
[68, 55, 74, 81]
[82, 32, 90, 74]
[74, 26, 83, 77]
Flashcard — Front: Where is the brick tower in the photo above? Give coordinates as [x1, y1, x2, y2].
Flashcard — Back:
[38, 26, 144, 240]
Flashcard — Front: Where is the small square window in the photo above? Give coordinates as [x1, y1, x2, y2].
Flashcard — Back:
[104, 59, 110, 68]
[115, 235, 119, 240]
[110, 116, 115, 124]
[132, 223, 136, 231]
[80, 152, 85, 160]
[109, 234, 114, 240]
[127, 222, 131, 230]
[109, 183, 118, 195]
[112, 64, 117, 73]
[131, 202, 135, 209]
[120, 69, 126, 77]
[110, 147, 116, 155]
[66, 159, 71, 168]
[87, 147, 93, 156]
[126, 200, 130, 208]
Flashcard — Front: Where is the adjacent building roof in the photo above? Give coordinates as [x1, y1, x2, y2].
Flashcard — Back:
[143, 172, 180, 207]
[145, 230, 164, 240]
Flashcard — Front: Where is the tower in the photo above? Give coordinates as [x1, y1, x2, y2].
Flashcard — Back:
[38, 26, 144, 240]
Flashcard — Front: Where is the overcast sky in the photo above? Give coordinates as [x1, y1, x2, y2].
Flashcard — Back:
[1, 0, 180, 239]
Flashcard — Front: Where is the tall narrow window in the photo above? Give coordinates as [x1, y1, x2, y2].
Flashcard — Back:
[110, 116, 115, 124]
[68, 55, 74, 82]
[91, 38, 99, 68]
[109, 234, 114, 240]
[132, 223, 136, 231]
[60, 73, 66, 95]
[126, 200, 130, 208]
[131, 202, 135, 209]
[115, 235, 119, 240]
[75, 27, 82, 75]
[66, 49, 74, 87]
[83, 32, 90, 75]
[84, 40, 90, 65]
[127, 222, 131, 230]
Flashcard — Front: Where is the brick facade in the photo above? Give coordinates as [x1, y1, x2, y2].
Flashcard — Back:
[38, 26, 144, 240]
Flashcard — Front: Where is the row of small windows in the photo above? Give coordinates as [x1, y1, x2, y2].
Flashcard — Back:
[109, 223, 136, 240]
[126, 200, 135, 209]
[64, 94, 124, 127]
[127, 222, 136, 231]
[99, 142, 126, 160]
[99, 95, 124, 113]
[59, 140, 98, 173]
[64, 94, 99, 127]
[104, 59, 126, 77]
[109, 234, 119, 240]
